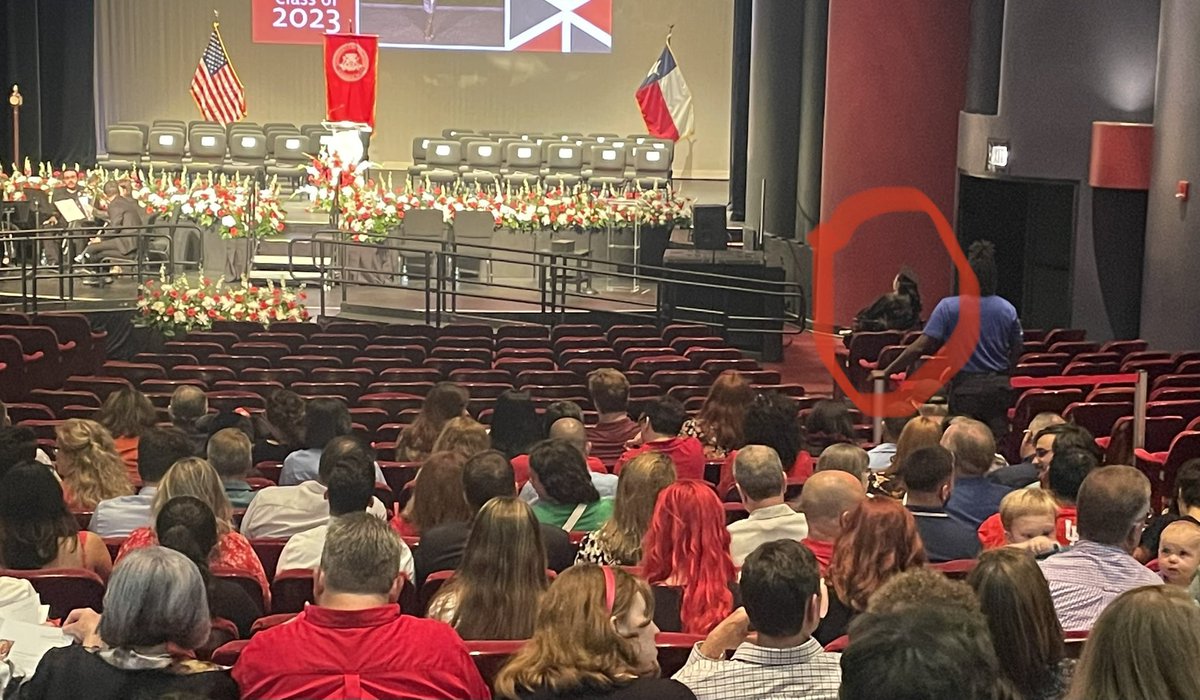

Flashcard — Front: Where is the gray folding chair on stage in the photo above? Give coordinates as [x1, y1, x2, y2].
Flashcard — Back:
[542, 143, 584, 189]
[408, 137, 433, 177]
[461, 142, 502, 187]
[224, 132, 268, 180]
[187, 130, 228, 175]
[97, 126, 145, 171]
[634, 141, 673, 189]
[585, 145, 628, 189]
[451, 210, 497, 283]
[503, 142, 542, 187]
[144, 128, 186, 171]
[267, 134, 309, 186]
[422, 141, 463, 186]
[589, 133, 620, 143]
[401, 209, 447, 279]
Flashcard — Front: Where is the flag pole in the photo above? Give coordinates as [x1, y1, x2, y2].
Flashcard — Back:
[666, 24, 674, 45]
[213, 9, 219, 28]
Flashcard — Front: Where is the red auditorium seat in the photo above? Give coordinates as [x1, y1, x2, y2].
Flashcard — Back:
[425, 357, 488, 377]
[1009, 388, 1084, 433]
[496, 346, 554, 361]
[310, 333, 370, 349]
[310, 367, 374, 385]
[209, 354, 271, 377]
[366, 382, 435, 398]
[280, 354, 343, 373]
[1042, 329, 1086, 346]
[495, 324, 549, 340]
[381, 323, 436, 339]
[1101, 415, 1186, 466]
[1150, 387, 1200, 403]
[352, 357, 415, 375]
[495, 336, 551, 351]
[216, 380, 284, 398]
[606, 324, 659, 342]
[430, 347, 492, 363]
[243, 368, 305, 385]
[1147, 399, 1200, 424]
[435, 336, 495, 352]
[662, 324, 712, 343]
[842, 331, 904, 391]
[359, 393, 425, 417]
[164, 340, 223, 363]
[441, 323, 493, 339]
[740, 370, 783, 385]
[211, 320, 269, 337]
[630, 356, 691, 376]
[1122, 358, 1176, 384]
[324, 321, 381, 338]
[701, 359, 761, 376]
[0, 568, 105, 620]
[247, 332, 307, 353]
[299, 345, 360, 366]
[666, 385, 711, 403]
[132, 352, 198, 372]
[1174, 351, 1200, 369]
[621, 346, 677, 368]
[669, 336, 727, 354]
[171, 365, 237, 387]
[1085, 386, 1134, 403]
[1063, 361, 1121, 376]
[184, 331, 239, 349]
[269, 570, 314, 614]
[550, 324, 603, 342]
[208, 391, 267, 413]
[64, 376, 130, 402]
[650, 370, 712, 392]
[684, 347, 742, 368]
[263, 321, 318, 338]
[553, 337, 609, 355]
[524, 385, 589, 401]
[249, 539, 289, 583]
[467, 640, 527, 688]
[230, 342, 291, 364]
[34, 314, 107, 375]
[515, 370, 578, 388]
[1137, 431, 1200, 510]
[612, 336, 665, 356]
[0, 326, 71, 388]
[1064, 402, 1131, 438]
[449, 369, 512, 384]
[7, 403, 54, 422]
[1013, 363, 1066, 378]
[101, 361, 166, 388]
[214, 568, 267, 614]
[377, 335, 435, 353]
[293, 382, 364, 403]
[419, 570, 455, 614]
[1154, 374, 1200, 392]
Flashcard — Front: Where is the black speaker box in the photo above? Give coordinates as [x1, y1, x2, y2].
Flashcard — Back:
[692, 204, 729, 250]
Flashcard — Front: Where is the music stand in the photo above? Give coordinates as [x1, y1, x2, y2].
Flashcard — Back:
[0, 200, 29, 266]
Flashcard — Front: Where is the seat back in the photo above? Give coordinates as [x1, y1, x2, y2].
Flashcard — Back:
[504, 142, 541, 171]
[425, 140, 463, 169]
[0, 567, 105, 620]
[465, 141, 503, 170]
[403, 208, 446, 242]
[545, 143, 583, 174]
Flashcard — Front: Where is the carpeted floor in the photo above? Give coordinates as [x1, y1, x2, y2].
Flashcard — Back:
[764, 330, 834, 397]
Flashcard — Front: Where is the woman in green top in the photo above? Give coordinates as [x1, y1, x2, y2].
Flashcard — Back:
[528, 439, 615, 533]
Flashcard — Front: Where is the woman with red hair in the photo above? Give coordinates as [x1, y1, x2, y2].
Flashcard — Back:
[816, 496, 927, 644]
[639, 480, 737, 635]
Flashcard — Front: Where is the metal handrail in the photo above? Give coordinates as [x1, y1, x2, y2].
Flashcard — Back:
[284, 229, 806, 337]
[2, 222, 204, 312]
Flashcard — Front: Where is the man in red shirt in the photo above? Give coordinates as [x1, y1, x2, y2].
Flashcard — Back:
[233, 513, 490, 699]
[796, 470, 865, 574]
[615, 396, 706, 480]
[586, 368, 641, 466]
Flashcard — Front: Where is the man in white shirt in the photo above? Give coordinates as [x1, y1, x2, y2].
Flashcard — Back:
[727, 445, 808, 566]
[241, 436, 388, 540]
[673, 539, 840, 700]
[866, 416, 908, 471]
[276, 436, 413, 581]
[519, 418, 617, 505]
[91, 428, 193, 537]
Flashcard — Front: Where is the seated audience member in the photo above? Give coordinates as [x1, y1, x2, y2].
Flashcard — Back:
[427, 497, 548, 639]
[977, 444, 1096, 550]
[866, 567, 980, 616]
[800, 399, 856, 457]
[281, 398, 384, 486]
[1039, 466, 1162, 631]
[839, 605, 1010, 700]
[868, 414, 943, 498]
[53, 419, 134, 511]
[394, 382, 469, 462]
[430, 415, 491, 461]
[968, 547, 1072, 700]
[993, 489, 1062, 556]
[528, 439, 614, 532]
[718, 392, 813, 497]
[641, 480, 737, 635]
[207, 427, 258, 508]
[116, 457, 267, 596]
[415, 450, 574, 587]
[577, 451, 676, 566]
[240, 437, 388, 539]
[817, 497, 927, 645]
[1134, 513, 1179, 564]
[1175, 457, 1200, 522]
[616, 397, 705, 481]
[586, 368, 642, 466]
[22, 547, 237, 699]
[814, 442, 869, 486]
[168, 385, 210, 455]
[494, 565, 694, 700]
[90, 427, 194, 537]
[390, 451, 472, 538]
[0, 463, 112, 580]
[520, 418, 616, 503]
[278, 437, 414, 580]
[1157, 519, 1200, 597]
[0, 405, 50, 466]
[1030, 423, 1098, 485]
[941, 417, 1012, 527]
[233, 514, 490, 699]
[679, 370, 753, 460]
[902, 445, 982, 562]
[866, 415, 910, 471]
[0, 426, 40, 479]
[490, 390, 543, 461]
[727, 445, 809, 567]
[95, 386, 159, 487]
[850, 269, 922, 333]
[988, 412, 1065, 489]
[156, 496, 263, 639]
[796, 470, 866, 573]
[673, 540, 840, 700]
[1066, 585, 1200, 700]
[252, 389, 306, 464]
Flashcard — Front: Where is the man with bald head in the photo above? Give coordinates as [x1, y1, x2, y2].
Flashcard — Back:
[1039, 465, 1161, 630]
[727, 445, 809, 566]
[988, 412, 1065, 489]
[517, 417, 618, 505]
[797, 470, 866, 573]
[168, 385, 209, 455]
[941, 418, 1012, 527]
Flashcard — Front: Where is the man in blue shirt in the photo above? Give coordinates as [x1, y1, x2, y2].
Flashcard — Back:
[941, 418, 1013, 528]
[874, 240, 1022, 437]
[902, 445, 981, 562]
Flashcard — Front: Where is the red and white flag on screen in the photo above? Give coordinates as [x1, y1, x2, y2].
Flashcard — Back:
[190, 21, 247, 125]
[635, 36, 694, 141]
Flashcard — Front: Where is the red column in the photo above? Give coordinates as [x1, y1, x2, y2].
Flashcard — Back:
[819, 0, 970, 326]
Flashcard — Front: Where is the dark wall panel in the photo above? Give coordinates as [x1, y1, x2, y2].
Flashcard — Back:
[1093, 189, 1146, 340]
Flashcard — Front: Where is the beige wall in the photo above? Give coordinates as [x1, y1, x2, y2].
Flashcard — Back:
[95, 0, 732, 178]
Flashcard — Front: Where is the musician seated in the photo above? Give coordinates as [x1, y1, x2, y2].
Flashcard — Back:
[79, 180, 143, 286]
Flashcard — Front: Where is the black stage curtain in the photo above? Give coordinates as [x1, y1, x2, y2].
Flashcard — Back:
[0, 0, 96, 167]
[728, 0, 752, 222]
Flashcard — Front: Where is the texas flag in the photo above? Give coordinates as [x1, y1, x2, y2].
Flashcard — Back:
[635, 42, 694, 142]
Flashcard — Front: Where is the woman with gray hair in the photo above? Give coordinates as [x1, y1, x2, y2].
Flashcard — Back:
[17, 547, 237, 699]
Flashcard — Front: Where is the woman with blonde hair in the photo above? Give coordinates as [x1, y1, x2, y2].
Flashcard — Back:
[115, 457, 268, 598]
[54, 419, 134, 511]
[394, 382, 469, 462]
[577, 452, 676, 566]
[680, 370, 753, 460]
[494, 565, 694, 700]
[869, 414, 944, 497]
[1068, 585, 1200, 700]
[431, 416, 491, 461]
[427, 496, 548, 640]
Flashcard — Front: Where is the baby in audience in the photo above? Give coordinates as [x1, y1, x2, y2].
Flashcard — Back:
[999, 489, 1060, 556]
[1158, 519, 1200, 594]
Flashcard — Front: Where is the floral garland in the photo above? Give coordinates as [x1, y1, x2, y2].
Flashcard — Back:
[136, 269, 308, 338]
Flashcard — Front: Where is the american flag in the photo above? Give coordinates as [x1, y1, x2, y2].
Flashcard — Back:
[189, 25, 246, 125]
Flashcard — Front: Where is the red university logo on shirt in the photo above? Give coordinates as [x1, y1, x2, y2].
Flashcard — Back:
[332, 42, 370, 82]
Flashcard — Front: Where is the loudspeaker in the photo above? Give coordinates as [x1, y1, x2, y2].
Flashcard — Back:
[693, 204, 729, 250]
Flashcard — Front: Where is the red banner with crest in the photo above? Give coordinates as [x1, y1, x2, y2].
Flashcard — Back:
[324, 34, 378, 128]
